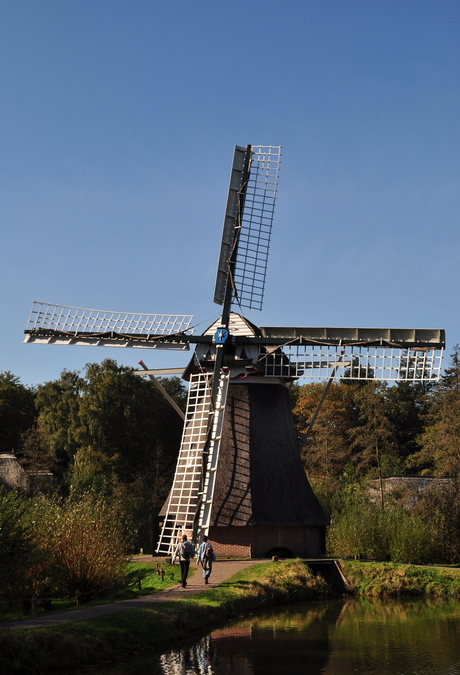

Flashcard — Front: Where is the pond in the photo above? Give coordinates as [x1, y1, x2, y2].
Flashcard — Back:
[93, 598, 460, 674]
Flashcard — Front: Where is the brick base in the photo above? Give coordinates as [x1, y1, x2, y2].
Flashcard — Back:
[208, 525, 325, 558]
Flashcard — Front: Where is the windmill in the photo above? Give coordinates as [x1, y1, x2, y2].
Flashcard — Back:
[24, 145, 445, 558]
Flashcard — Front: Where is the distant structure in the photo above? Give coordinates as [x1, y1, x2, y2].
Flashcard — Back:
[24, 144, 445, 558]
[0, 452, 31, 493]
[368, 475, 455, 508]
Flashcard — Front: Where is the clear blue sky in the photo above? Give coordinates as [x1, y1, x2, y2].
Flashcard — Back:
[1, 1, 459, 386]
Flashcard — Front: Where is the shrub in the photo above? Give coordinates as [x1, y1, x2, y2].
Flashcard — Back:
[413, 481, 460, 564]
[327, 483, 390, 559]
[0, 487, 40, 600]
[31, 490, 133, 599]
[326, 482, 433, 564]
[387, 510, 432, 564]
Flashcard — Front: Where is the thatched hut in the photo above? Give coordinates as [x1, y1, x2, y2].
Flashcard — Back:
[0, 452, 31, 493]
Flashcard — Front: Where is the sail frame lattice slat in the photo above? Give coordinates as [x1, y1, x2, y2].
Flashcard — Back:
[233, 145, 281, 311]
[197, 371, 230, 535]
[262, 344, 444, 382]
[25, 302, 193, 336]
[156, 372, 213, 556]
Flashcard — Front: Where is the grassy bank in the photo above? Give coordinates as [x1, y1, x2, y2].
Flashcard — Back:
[0, 560, 183, 623]
[4, 559, 460, 673]
[0, 560, 332, 674]
[340, 560, 460, 597]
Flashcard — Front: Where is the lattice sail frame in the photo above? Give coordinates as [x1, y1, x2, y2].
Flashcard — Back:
[156, 373, 213, 556]
[26, 301, 193, 335]
[233, 145, 281, 311]
[214, 145, 281, 313]
[262, 344, 444, 381]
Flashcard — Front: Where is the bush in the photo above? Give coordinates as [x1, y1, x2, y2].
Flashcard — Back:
[0, 487, 40, 600]
[387, 510, 432, 564]
[326, 482, 433, 564]
[327, 483, 390, 559]
[31, 490, 133, 598]
[413, 481, 460, 564]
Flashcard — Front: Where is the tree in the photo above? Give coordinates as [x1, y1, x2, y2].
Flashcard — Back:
[385, 381, 429, 462]
[294, 382, 354, 482]
[408, 347, 460, 476]
[0, 372, 36, 453]
[347, 382, 398, 505]
[32, 369, 83, 475]
[439, 344, 460, 391]
[32, 360, 185, 480]
[31, 489, 132, 598]
[29, 359, 186, 549]
[76, 360, 184, 482]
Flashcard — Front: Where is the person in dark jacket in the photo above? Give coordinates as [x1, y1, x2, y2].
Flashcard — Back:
[172, 535, 195, 588]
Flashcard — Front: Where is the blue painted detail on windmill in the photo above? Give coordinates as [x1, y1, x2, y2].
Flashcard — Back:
[213, 327, 229, 344]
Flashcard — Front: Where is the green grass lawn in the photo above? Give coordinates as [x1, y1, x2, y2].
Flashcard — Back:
[340, 560, 460, 597]
[0, 560, 183, 623]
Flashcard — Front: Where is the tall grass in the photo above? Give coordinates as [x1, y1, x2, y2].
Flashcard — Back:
[0, 487, 134, 603]
[30, 489, 133, 598]
[325, 482, 435, 564]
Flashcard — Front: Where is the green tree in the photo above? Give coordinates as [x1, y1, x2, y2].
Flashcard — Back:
[439, 344, 460, 391]
[294, 382, 353, 482]
[0, 372, 36, 453]
[413, 480, 460, 563]
[33, 369, 83, 475]
[385, 382, 429, 462]
[30, 359, 186, 549]
[76, 360, 184, 482]
[32, 360, 185, 481]
[347, 382, 399, 503]
[409, 347, 460, 475]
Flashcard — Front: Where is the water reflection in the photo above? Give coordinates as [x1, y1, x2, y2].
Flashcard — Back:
[159, 638, 213, 675]
[94, 598, 460, 674]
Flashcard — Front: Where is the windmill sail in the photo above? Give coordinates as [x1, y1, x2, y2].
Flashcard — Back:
[24, 302, 193, 350]
[156, 370, 229, 555]
[214, 145, 281, 312]
[196, 371, 230, 534]
[257, 326, 445, 381]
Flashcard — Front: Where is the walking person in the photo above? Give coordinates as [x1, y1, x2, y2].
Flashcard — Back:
[172, 535, 195, 588]
[197, 535, 214, 585]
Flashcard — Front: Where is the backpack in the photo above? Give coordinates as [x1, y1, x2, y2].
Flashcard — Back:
[181, 542, 192, 560]
[205, 544, 214, 559]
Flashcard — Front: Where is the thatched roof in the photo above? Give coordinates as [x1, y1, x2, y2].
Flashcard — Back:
[210, 382, 328, 527]
[0, 452, 31, 493]
[368, 475, 455, 507]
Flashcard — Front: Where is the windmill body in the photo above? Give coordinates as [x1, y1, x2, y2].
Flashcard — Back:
[158, 313, 329, 558]
[24, 145, 445, 558]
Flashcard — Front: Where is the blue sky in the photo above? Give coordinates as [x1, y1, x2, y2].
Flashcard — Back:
[1, 1, 459, 386]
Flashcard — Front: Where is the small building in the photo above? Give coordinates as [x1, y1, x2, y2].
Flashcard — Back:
[368, 475, 455, 507]
[0, 452, 31, 493]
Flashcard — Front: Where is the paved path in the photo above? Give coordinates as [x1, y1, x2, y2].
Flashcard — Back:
[1, 559, 262, 632]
